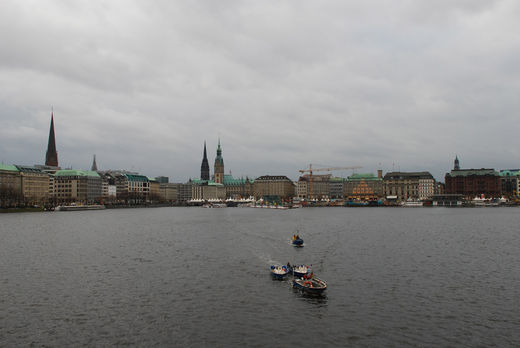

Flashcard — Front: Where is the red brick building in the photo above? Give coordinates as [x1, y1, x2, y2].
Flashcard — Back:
[445, 168, 501, 199]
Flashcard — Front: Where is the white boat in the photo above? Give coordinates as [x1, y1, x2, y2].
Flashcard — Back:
[56, 204, 105, 211]
[270, 265, 290, 279]
[400, 200, 423, 207]
[202, 203, 227, 208]
[293, 277, 327, 295]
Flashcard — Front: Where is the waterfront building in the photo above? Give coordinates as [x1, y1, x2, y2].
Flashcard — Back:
[419, 177, 436, 200]
[16, 166, 51, 204]
[383, 171, 435, 202]
[445, 169, 501, 199]
[0, 164, 21, 191]
[200, 141, 210, 181]
[297, 177, 308, 199]
[148, 177, 161, 201]
[444, 157, 500, 199]
[45, 112, 59, 168]
[214, 139, 224, 184]
[254, 175, 295, 200]
[159, 183, 178, 202]
[99, 172, 115, 198]
[54, 169, 101, 203]
[344, 173, 383, 201]
[115, 173, 150, 202]
[499, 169, 520, 198]
[297, 174, 330, 200]
[223, 174, 254, 199]
[177, 181, 193, 203]
[0, 164, 22, 206]
[192, 180, 226, 201]
[329, 177, 346, 200]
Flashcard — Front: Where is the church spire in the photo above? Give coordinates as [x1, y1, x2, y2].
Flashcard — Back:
[214, 138, 224, 184]
[91, 154, 98, 171]
[217, 137, 222, 157]
[454, 155, 460, 170]
[200, 141, 210, 180]
[45, 111, 58, 167]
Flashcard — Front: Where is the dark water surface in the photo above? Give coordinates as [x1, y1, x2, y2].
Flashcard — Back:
[1, 207, 519, 347]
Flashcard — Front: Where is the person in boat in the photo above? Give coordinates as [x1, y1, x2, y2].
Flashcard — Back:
[287, 262, 291, 268]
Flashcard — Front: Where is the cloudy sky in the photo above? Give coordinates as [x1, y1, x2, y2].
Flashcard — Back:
[1, 1, 519, 182]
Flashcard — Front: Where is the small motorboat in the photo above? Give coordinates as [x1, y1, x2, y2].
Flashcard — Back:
[289, 264, 309, 278]
[292, 234, 304, 247]
[293, 277, 327, 295]
[270, 265, 289, 280]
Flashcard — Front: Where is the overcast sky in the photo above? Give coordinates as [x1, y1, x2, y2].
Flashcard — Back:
[1, 1, 519, 182]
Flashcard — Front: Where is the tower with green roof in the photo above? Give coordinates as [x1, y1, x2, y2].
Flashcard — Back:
[214, 138, 224, 184]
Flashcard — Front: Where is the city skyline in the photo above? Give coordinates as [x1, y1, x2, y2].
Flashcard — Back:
[1, 2, 519, 181]
[2, 113, 517, 184]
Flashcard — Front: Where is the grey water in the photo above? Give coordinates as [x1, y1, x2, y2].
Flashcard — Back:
[1, 207, 519, 347]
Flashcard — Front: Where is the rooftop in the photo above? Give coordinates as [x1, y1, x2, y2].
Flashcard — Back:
[223, 174, 254, 186]
[499, 169, 520, 177]
[55, 169, 100, 178]
[0, 164, 19, 172]
[15, 165, 46, 174]
[384, 171, 434, 180]
[123, 173, 149, 182]
[256, 175, 292, 181]
[348, 173, 382, 181]
[448, 169, 498, 177]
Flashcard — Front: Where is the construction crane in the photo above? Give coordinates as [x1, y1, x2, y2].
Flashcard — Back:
[299, 164, 362, 200]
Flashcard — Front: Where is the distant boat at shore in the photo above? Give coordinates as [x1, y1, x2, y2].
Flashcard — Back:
[400, 200, 423, 207]
[55, 204, 105, 211]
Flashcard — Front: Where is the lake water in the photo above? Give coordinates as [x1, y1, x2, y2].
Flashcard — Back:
[1, 207, 519, 347]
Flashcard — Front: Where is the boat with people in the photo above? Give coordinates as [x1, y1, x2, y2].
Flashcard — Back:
[270, 265, 290, 280]
[292, 277, 327, 295]
[288, 264, 309, 278]
[292, 234, 304, 247]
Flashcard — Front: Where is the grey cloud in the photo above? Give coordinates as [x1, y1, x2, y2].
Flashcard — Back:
[1, 1, 519, 182]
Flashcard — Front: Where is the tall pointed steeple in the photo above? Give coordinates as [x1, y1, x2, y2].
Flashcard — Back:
[216, 138, 222, 158]
[200, 141, 210, 180]
[454, 155, 460, 170]
[214, 138, 224, 184]
[45, 111, 58, 167]
[91, 154, 98, 171]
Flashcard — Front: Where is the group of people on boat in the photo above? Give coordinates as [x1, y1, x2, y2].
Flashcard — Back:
[286, 262, 314, 278]
[303, 271, 314, 280]
[292, 234, 301, 241]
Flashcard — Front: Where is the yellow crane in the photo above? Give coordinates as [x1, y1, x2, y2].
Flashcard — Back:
[299, 164, 363, 200]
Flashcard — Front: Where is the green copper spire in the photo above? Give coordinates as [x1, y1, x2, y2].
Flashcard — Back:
[216, 137, 222, 157]
[214, 137, 224, 183]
